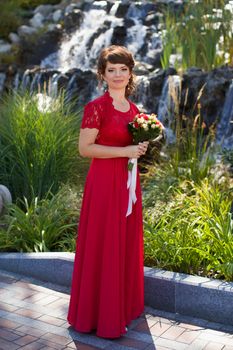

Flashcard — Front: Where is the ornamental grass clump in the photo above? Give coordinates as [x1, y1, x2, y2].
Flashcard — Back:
[0, 92, 82, 203]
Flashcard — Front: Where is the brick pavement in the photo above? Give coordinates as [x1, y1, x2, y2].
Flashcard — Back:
[0, 269, 233, 350]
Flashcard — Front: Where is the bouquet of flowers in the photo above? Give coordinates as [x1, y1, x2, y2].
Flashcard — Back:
[126, 112, 164, 217]
[128, 112, 164, 170]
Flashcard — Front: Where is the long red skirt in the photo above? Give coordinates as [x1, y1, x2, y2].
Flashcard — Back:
[67, 157, 144, 338]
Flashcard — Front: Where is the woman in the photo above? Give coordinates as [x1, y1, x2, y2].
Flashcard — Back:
[67, 45, 148, 339]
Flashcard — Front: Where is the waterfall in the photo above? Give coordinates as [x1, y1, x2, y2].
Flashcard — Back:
[216, 80, 233, 149]
[157, 75, 181, 143]
[41, 9, 123, 72]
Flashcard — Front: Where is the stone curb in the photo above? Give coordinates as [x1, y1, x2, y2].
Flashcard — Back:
[0, 252, 232, 327]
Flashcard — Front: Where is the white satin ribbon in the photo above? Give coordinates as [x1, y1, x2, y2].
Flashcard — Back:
[126, 158, 137, 216]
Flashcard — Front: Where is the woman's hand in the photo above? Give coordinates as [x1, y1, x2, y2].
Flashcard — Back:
[125, 141, 149, 158]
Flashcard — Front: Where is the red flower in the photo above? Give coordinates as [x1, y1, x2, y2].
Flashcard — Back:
[134, 122, 139, 128]
[140, 113, 149, 120]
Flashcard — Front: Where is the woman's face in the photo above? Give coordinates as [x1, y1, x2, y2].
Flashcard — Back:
[103, 62, 131, 91]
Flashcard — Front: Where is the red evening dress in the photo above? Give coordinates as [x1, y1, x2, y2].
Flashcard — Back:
[67, 91, 144, 338]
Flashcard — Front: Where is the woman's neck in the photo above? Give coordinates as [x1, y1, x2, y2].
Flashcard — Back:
[108, 89, 127, 102]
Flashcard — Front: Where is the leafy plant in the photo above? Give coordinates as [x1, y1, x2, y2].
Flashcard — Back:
[0, 185, 80, 252]
[143, 178, 233, 281]
[0, 91, 83, 203]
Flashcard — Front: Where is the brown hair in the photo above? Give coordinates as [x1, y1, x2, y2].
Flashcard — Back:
[97, 45, 136, 97]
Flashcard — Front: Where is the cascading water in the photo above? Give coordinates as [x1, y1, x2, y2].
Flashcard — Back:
[216, 80, 233, 149]
[41, 8, 123, 72]
[157, 75, 181, 143]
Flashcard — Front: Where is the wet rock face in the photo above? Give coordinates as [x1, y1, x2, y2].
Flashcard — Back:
[19, 26, 63, 66]
[64, 9, 84, 33]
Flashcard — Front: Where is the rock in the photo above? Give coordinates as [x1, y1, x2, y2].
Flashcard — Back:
[146, 48, 163, 67]
[115, 3, 130, 17]
[0, 42, 12, 54]
[34, 4, 54, 17]
[29, 12, 45, 28]
[65, 3, 81, 15]
[0, 72, 6, 93]
[64, 9, 84, 33]
[19, 27, 62, 66]
[18, 25, 37, 38]
[53, 9, 63, 22]
[0, 185, 12, 215]
[0, 196, 3, 215]
[134, 62, 154, 75]
[9, 32, 20, 44]
[47, 23, 62, 32]
[144, 12, 160, 26]
[111, 26, 127, 46]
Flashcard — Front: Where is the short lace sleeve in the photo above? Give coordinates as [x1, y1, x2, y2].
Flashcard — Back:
[81, 101, 102, 129]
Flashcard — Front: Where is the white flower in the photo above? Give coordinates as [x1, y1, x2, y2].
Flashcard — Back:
[151, 123, 157, 129]
[137, 117, 145, 124]
[142, 123, 148, 130]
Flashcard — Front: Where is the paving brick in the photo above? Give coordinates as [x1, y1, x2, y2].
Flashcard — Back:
[149, 322, 171, 337]
[19, 341, 45, 350]
[23, 292, 51, 302]
[15, 308, 43, 319]
[42, 332, 71, 346]
[199, 332, 233, 346]
[0, 318, 21, 330]
[160, 325, 185, 340]
[155, 337, 187, 350]
[176, 329, 201, 344]
[37, 314, 66, 326]
[0, 338, 20, 350]
[204, 342, 225, 350]
[0, 328, 21, 341]
[14, 335, 38, 346]
[15, 325, 47, 337]
[186, 339, 209, 350]
[37, 338, 67, 350]
[0, 302, 19, 312]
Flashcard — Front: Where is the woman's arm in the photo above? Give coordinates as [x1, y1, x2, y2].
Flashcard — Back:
[79, 128, 148, 159]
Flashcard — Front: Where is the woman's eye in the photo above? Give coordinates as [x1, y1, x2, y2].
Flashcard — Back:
[108, 69, 114, 72]
[122, 68, 128, 71]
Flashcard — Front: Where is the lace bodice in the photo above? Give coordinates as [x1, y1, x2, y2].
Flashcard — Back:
[81, 91, 139, 147]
